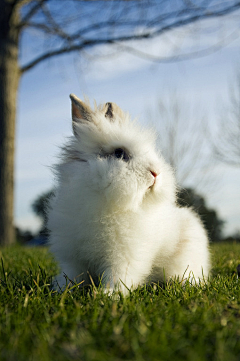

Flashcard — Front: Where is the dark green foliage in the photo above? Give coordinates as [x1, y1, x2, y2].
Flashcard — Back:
[15, 227, 34, 244]
[0, 243, 240, 361]
[31, 190, 54, 236]
[177, 188, 225, 242]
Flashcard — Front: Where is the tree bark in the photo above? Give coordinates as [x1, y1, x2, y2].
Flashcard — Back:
[0, 1, 20, 246]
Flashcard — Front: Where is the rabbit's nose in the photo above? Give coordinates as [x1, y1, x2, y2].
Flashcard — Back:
[150, 170, 158, 178]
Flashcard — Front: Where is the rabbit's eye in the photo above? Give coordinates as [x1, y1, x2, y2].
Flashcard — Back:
[114, 148, 130, 161]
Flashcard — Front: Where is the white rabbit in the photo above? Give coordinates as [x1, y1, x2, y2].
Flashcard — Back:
[48, 94, 210, 294]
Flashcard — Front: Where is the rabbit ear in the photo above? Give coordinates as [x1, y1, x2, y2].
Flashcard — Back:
[104, 102, 125, 122]
[70, 94, 93, 135]
[105, 102, 113, 119]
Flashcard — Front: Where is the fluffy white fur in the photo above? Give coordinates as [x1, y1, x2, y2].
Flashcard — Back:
[48, 94, 210, 294]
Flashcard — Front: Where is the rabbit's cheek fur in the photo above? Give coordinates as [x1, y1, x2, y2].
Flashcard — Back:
[84, 158, 135, 210]
[104, 165, 144, 211]
[86, 158, 112, 192]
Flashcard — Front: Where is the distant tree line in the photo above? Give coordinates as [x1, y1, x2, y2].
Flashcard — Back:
[177, 188, 225, 242]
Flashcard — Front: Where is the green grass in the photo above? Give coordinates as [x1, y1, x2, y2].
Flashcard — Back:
[0, 243, 240, 361]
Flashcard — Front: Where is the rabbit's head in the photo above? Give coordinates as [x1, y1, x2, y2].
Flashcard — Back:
[59, 94, 176, 213]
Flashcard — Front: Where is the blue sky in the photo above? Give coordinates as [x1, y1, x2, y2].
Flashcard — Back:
[15, 11, 240, 236]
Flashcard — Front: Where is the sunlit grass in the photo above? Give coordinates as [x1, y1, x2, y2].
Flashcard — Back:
[0, 242, 239, 361]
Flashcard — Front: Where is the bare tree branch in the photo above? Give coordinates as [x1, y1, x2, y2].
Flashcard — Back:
[115, 28, 240, 63]
[39, 2, 71, 41]
[20, 40, 111, 74]
[19, 0, 240, 74]
[19, 0, 48, 26]
[148, 93, 215, 190]
[212, 73, 240, 167]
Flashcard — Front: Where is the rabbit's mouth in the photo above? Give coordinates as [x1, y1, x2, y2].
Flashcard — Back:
[148, 179, 156, 189]
[148, 170, 159, 189]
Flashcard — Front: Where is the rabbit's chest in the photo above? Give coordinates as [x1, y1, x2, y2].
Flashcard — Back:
[92, 213, 154, 254]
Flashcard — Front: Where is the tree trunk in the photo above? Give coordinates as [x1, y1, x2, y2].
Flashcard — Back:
[0, 1, 20, 246]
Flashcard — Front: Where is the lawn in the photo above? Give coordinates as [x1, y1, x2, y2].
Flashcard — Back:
[0, 242, 239, 361]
